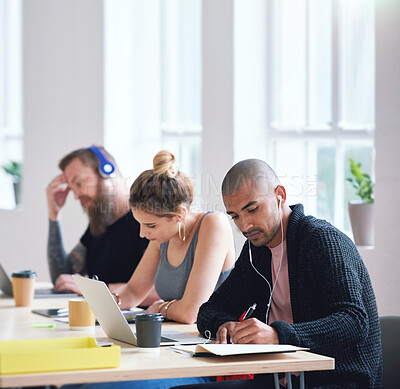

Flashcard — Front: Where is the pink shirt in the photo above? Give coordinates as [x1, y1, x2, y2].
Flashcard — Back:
[268, 239, 293, 325]
[268, 240, 297, 386]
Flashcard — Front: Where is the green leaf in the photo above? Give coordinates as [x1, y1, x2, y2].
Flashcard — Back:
[346, 158, 374, 203]
[349, 159, 364, 183]
[1, 161, 22, 178]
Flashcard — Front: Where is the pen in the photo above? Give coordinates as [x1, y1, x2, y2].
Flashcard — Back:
[239, 303, 257, 322]
[31, 323, 55, 328]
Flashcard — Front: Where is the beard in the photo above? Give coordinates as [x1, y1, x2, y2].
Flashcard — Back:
[243, 208, 281, 247]
[82, 182, 115, 237]
[244, 223, 280, 247]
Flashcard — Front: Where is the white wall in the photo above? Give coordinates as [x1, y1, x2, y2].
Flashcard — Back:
[0, 0, 398, 316]
[0, 0, 104, 281]
[202, 1, 246, 250]
[371, 0, 400, 315]
[202, 0, 234, 213]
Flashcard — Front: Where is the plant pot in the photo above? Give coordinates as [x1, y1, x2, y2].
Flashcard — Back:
[13, 180, 21, 205]
[348, 202, 374, 246]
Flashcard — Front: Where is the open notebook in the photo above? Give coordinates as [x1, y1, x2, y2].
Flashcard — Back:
[73, 275, 206, 347]
[170, 343, 309, 357]
[0, 263, 78, 299]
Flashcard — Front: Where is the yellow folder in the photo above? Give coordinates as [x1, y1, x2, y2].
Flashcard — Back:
[0, 337, 120, 375]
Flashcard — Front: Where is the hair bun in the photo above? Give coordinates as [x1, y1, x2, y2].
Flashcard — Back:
[153, 150, 178, 178]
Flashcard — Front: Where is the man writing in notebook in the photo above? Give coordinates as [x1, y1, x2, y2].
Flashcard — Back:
[175, 159, 382, 389]
[46, 146, 158, 305]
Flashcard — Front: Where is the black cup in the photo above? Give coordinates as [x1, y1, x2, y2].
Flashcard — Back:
[135, 313, 163, 348]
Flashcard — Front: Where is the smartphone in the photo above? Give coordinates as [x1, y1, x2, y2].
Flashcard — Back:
[32, 308, 69, 318]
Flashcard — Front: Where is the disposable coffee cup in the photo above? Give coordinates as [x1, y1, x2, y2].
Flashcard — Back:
[135, 313, 163, 350]
[68, 298, 96, 330]
[11, 270, 37, 307]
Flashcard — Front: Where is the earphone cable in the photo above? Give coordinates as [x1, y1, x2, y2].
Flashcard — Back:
[248, 198, 284, 323]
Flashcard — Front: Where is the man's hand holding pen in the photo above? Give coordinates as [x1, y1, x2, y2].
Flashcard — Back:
[216, 302, 279, 345]
[216, 319, 279, 344]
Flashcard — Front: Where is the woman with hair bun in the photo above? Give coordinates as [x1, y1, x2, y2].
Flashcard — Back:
[61, 151, 235, 388]
[113, 150, 235, 324]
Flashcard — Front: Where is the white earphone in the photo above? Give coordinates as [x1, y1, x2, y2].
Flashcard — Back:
[249, 193, 284, 323]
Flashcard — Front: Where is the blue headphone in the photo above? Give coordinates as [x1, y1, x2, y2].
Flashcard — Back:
[88, 146, 115, 177]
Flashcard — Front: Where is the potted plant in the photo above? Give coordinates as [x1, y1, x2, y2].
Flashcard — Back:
[2, 161, 22, 205]
[346, 158, 374, 246]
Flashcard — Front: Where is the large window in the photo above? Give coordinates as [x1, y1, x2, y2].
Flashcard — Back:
[105, 1, 374, 232]
[104, 0, 202, 206]
[0, 0, 23, 209]
[235, 0, 374, 232]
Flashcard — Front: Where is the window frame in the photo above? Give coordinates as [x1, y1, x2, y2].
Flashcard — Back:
[0, 0, 23, 210]
[264, 0, 375, 231]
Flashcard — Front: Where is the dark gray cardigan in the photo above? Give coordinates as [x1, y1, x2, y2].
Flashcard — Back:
[197, 204, 382, 389]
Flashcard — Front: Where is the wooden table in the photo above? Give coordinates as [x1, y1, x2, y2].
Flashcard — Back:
[0, 295, 334, 388]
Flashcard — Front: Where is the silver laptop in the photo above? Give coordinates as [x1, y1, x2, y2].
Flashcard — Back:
[73, 275, 206, 347]
[0, 263, 78, 298]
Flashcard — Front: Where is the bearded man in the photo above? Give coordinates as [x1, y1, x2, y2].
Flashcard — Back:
[46, 146, 157, 305]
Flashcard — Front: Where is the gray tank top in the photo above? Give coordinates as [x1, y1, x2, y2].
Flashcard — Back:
[154, 212, 232, 301]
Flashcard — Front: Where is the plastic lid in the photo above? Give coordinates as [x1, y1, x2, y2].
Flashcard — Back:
[11, 270, 37, 278]
[135, 313, 163, 322]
